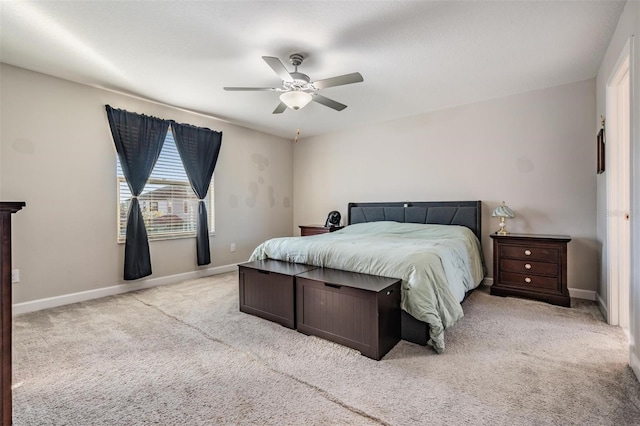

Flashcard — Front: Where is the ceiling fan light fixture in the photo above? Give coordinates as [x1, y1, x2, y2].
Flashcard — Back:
[279, 91, 312, 110]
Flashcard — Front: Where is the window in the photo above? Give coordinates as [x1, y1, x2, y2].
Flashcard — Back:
[117, 129, 215, 242]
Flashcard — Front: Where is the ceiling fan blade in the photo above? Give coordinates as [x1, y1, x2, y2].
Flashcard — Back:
[272, 102, 287, 114]
[223, 87, 279, 91]
[312, 72, 363, 90]
[312, 94, 347, 111]
[262, 56, 294, 82]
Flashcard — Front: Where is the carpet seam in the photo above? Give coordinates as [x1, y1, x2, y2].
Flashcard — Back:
[131, 295, 389, 426]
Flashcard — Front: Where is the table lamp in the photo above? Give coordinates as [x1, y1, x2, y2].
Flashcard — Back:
[492, 201, 515, 235]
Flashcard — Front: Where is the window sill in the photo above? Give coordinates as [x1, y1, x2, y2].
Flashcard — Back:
[117, 232, 216, 244]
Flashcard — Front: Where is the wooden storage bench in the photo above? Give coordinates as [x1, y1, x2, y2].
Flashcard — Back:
[238, 260, 317, 329]
[295, 268, 401, 360]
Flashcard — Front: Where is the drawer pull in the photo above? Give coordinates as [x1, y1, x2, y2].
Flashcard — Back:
[524, 263, 532, 270]
[386, 289, 394, 295]
[524, 277, 532, 284]
[325, 283, 342, 289]
[524, 250, 532, 256]
[257, 270, 270, 275]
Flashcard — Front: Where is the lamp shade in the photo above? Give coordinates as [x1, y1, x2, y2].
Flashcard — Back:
[279, 91, 312, 110]
[492, 202, 515, 218]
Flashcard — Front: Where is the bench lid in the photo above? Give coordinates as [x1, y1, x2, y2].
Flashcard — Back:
[238, 259, 317, 276]
[297, 268, 400, 292]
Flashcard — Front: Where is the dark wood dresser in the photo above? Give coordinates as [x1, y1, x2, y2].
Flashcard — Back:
[1, 202, 25, 425]
[490, 233, 571, 307]
[299, 224, 344, 236]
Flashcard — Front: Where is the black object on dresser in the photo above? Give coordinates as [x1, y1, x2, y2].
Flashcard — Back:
[299, 224, 344, 236]
[490, 233, 571, 307]
[238, 260, 317, 329]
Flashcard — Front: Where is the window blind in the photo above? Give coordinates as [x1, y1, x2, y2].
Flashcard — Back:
[117, 128, 214, 242]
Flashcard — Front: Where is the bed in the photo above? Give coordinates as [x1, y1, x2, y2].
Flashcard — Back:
[249, 201, 485, 353]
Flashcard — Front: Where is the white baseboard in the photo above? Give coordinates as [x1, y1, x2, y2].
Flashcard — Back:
[596, 291, 609, 321]
[568, 288, 596, 301]
[481, 278, 493, 287]
[631, 345, 640, 383]
[12, 263, 240, 315]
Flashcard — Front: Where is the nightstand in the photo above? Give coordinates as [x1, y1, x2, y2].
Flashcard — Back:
[490, 233, 571, 307]
[299, 224, 344, 236]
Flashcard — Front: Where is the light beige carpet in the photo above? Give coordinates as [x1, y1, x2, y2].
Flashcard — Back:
[12, 272, 640, 425]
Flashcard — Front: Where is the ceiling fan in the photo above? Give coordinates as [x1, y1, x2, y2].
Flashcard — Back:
[224, 53, 363, 114]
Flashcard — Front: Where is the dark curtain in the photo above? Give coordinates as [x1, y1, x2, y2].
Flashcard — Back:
[170, 122, 222, 265]
[105, 105, 169, 280]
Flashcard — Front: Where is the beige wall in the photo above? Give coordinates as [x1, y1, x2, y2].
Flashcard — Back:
[293, 79, 597, 293]
[0, 64, 293, 304]
[595, 0, 640, 380]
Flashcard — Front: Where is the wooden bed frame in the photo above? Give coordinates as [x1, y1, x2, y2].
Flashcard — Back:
[347, 200, 482, 346]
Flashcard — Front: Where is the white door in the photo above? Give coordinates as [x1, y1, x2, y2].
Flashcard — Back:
[606, 39, 631, 335]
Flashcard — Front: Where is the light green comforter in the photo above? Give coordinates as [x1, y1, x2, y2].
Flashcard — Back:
[249, 222, 485, 353]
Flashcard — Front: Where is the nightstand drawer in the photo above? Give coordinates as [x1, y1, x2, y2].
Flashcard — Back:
[500, 244, 558, 262]
[500, 259, 558, 276]
[501, 272, 558, 291]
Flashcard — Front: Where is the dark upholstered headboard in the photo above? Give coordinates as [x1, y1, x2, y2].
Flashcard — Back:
[348, 201, 482, 241]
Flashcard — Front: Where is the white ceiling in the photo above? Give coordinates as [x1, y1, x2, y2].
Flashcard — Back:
[0, 1, 625, 139]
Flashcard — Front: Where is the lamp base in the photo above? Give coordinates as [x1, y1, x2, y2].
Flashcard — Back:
[496, 217, 509, 235]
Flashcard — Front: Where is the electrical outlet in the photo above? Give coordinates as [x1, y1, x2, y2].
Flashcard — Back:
[12, 269, 19, 283]
[230, 243, 236, 252]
